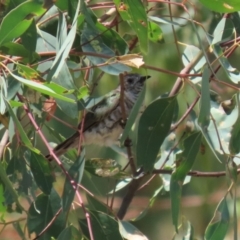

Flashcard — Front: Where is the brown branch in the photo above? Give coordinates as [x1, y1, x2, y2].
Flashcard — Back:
[152, 168, 240, 177]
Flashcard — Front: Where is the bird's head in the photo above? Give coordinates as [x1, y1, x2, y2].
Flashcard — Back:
[123, 73, 151, 96]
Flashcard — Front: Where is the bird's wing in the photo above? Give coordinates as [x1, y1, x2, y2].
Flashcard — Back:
[82, 89, 121, 131]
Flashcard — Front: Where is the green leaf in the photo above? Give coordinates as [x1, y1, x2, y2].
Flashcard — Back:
[182, 45, 205, 83]
[211, 45, 240, 84]
[81, 24, 131, 75]
[87, 194, 110, 213]
[5, 100, 40, 152]
[96, 22, 129, 55]
[198, 67, 211, 127]
[9, 71, 75, 103]
[0, 42, 38, 61]
[212, 18, 234, 45]
[62, 149, 85, 214]
[0, 159, 23, 209]
[78, 211, 122, 240]
[148, 21, 164, 43]
[170, 132, 202, 231]
[120, 85, 146, 145]
[27, 190, 65, 238]
[0, 1, 46, 45]
[199, 0, 240, 13]
[0, 185, 6, 214]
[229, 94, 240, 154]
[118, 220, 148, 240]
[29, 151, 54, 195]
[173, 219, 194, 240]
[47, 0, 80, 81]
[57, 225, 82, 240]
[205, 197, 229, 240]
[56, 11, 67, 52]
[137, 96, 177, 172]
[114, 0, 148, 54]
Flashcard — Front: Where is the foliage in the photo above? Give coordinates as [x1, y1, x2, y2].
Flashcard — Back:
[0, 0, 240, 239]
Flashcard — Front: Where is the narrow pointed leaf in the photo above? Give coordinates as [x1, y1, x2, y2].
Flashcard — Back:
[47, 0, 80, 80]
[62, 149, 85, 214]
[170, 132, 202, 231]
[78, 210, 122, 240]
[29, 151, 54, 195]
[120, 86, 146, 144]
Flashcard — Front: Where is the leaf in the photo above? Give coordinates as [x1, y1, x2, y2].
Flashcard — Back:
[120, 85, 146, 144]
[0, 42, 38, 61]
[204, 197, 229, 240]
[211, 45, 240, 84]
[0, 185, 6, 214]
[173, 218, 194, 240]
[108, 178, 132, 194]
[116, 54, 145, 68]
[57, 225, 82, 240]
[118, 220, 148, 240]
[87, 194, 110, 213]
[27, 190, 65, 238]
[170, 132, 202, 231]
[62, 149, 85, 214]
[137, 96, 177, 172]
[211, 18, 234, 45]
[114, 0, 148, 54]
[5, 100, 40, 152]
[199, 0, 240, 13]
[198, 67, 211, 127]
[229, 94, 240, 154]
[148, 21, 164, 43]
[0, 1, 46, 45]
[9, 71, 75, 103]
[29, 151, 54, 195]
[78, 211, 122, 240]
[182, 45, 206, 83]
[81, 24, 131, 75]
[47, 0, 80, 81]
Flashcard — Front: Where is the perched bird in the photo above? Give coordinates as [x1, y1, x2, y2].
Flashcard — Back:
[46, 73, 150, 161]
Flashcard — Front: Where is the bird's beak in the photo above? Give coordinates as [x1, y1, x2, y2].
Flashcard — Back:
[140, 75, 151, 82]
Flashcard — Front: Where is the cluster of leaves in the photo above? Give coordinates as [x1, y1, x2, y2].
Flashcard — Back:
[1, 0, 240, 239]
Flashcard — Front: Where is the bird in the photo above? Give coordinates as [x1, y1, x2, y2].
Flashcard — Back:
[46, 73, 150, 161]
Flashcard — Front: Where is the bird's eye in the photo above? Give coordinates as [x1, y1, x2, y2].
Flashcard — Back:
[127, 78, 133, 84]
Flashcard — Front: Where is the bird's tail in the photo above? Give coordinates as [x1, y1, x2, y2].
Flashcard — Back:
[45, 132, 80, 161]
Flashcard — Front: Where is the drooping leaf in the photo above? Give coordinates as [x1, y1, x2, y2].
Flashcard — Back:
[137, 96, 177, 172]
[170, 132, 202, 231]
[29, 151, 54, 195]
[47, 0, 80, 81]
[62, 149, 85, 215]
[57, 225, 82, 240]
[118, 220, 148, 240]
[120, 85, 146, 144]
[78, 210, 122, 240]
[204, 197, 229, 240]
[27, 190, 65, 238]
[8, 70, 75, 103]
[5, 100, 40, 152]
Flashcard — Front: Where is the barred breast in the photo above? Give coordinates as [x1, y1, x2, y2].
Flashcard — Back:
[83, 96, 134, 146]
